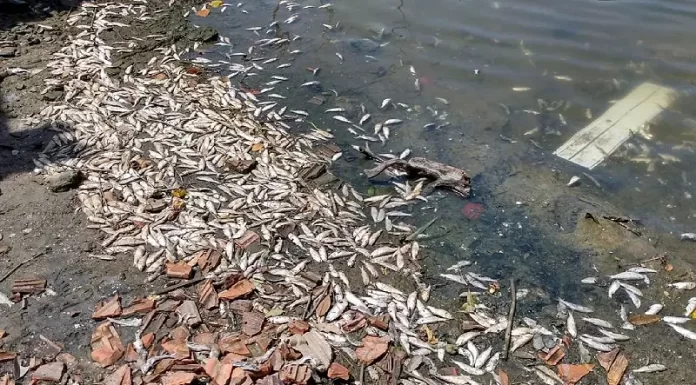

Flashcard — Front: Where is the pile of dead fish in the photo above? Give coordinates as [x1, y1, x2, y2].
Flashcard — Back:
[12, 1, 692, 385]
[26, 2, 506, 385]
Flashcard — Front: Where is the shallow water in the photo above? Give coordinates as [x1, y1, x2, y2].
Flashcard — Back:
[191, 0, 696, 294]
[185, 3, 696, 379]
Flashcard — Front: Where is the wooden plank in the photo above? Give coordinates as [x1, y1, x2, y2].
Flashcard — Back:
[554, 82, 677, 169]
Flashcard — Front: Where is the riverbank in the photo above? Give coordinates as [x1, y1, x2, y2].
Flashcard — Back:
[1, 1, 695, 385]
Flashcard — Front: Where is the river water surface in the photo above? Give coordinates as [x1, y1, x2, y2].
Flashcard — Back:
[187, 0, 696, 380]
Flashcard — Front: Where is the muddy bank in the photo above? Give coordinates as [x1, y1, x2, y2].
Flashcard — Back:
[0, 1, 214, 382]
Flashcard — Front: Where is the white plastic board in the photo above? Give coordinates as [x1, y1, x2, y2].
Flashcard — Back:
[554, 82, 677, 169]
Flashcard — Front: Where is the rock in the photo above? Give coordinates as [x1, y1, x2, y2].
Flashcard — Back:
[347, 38, 380, 54]
[45, 170, 82, 192]
[186, 26, 218, 42]
[42, 90, 64, 101]
[0, 47, 16, 57]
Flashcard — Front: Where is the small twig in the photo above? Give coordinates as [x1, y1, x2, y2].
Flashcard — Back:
[359, 364, 365, 385]
[405, 216, 440, 242]
[153, 277, 205, 296]
[502, 278, 517, 361]
[0, 252, 44, 284]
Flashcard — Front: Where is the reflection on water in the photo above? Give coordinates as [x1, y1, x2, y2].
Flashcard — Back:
[192, 0, 696, 289]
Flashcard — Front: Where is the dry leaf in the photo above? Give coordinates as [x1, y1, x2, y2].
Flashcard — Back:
[664, 263, 674, 272]
[210, 0, 223, 7]
[315, 294, 332, 318]
[328, 363, 350, 380]
[557, 364, 594, 385]
[153, 72, 168, 80]
[629, 314, 660, 325]
[607, 353, 628, 385]
[0, 352, 16, 362]
[195, 8, 210, 17]
[251, 143, 265, 152]
[356, 335, 390, 365]
[497, 368, 509, 385]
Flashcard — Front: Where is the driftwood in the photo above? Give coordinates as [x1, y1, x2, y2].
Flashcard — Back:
[364, 157, 471, 197]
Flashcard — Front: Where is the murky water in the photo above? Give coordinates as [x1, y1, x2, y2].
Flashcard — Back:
[192, 0, 696, 294]
[186, 3, 696, 378]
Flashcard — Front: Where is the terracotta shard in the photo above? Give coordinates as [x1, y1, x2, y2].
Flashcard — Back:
[122, 298, 155, 316]
[90, 322, 125, 367]
[288, 320, 310, 335]
[328, 363, 350, 380]
[557, 364, 593, 385]
[628, 314, 660, 326]
[198, 280, 219, 310]
[176, 300, 202, 326]
[32, 362, 65, 382]
[92, 295, 122, 319]
[315, 294, 332, 318]
[241, 311, 265, 336]
[607, 353, 629, 385]
[367, 315, 390, 331]
[162, 338, 190, 359]
[356, 335, 390, 365]
[539, 345, 565, 366]
[597, 348, 620, 371]
[161, 371, 196, 385]
[235, 231, 260, 249]
[197, 249, 221, 273]
[11, 277, 46, 294]
[166, 262, 193, 279]
[219, 279, 255, 300]
[103, 364, 132, 385]
[280, 364, 312, 385]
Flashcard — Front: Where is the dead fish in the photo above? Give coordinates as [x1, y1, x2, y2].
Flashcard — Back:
[598, 329, 630, 341]
[579, 336, 615, 352]
[336, 53, 344, 62]
[609, 272, 647, 281]
[645, 304, 663, 315]
[566, 312, 577, 337]
[300, 81, 320, 87]
[633, 364, 667, 373]
[380, 98, 392, 109]
[662, 316, 690, 324]
[668, 282, 696, 290]
[668, 323, 696, 340]
[559, 299, 593, 313]
[359, 114, 371, 126]
[451, 360, 485, 376]
[333, 116, 352, 124]
[608, 280, 621, 298]
[383, 119, 403, 126]
[582, 317, 613, 329]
